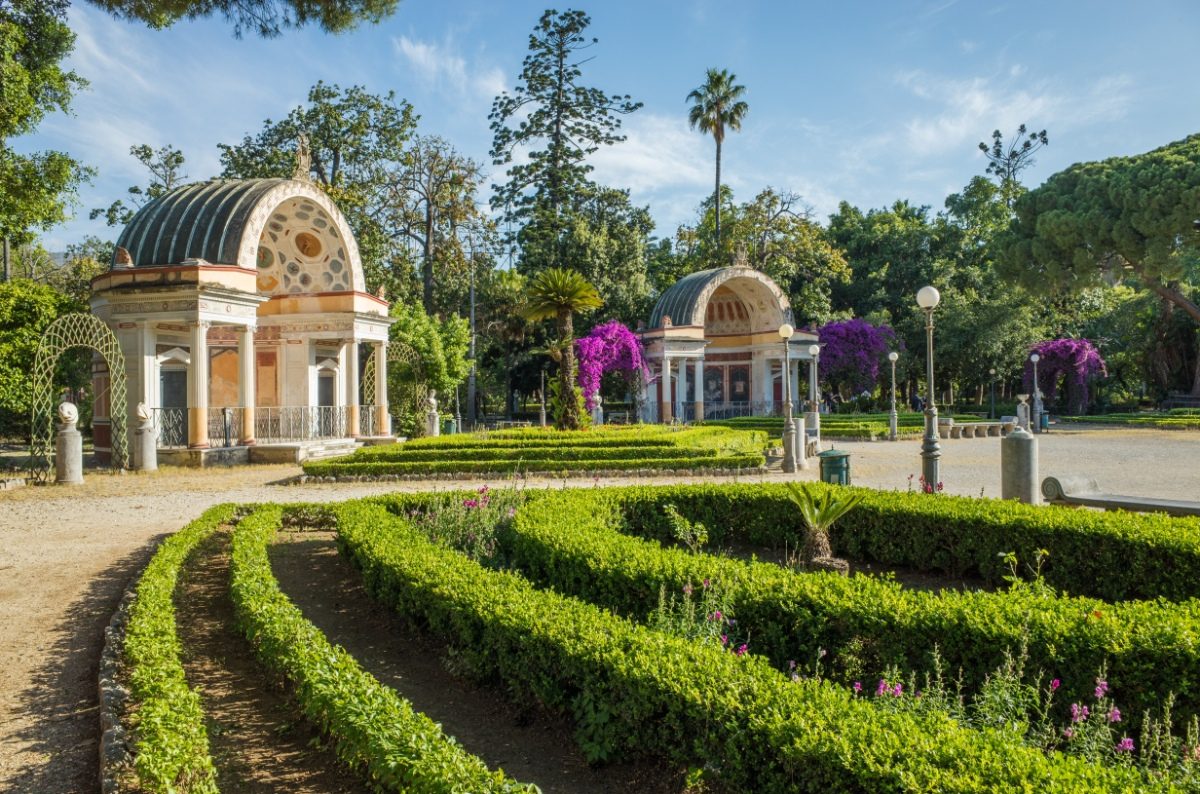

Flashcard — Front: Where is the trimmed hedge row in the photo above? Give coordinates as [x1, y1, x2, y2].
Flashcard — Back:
[477, 486, 1200, 731]
[334, 498, 1153, 792]
[229, 505, 534, 793]
[592, 482, 1200, 603]
[1061, 413, 1200, 429]
[308, 425, 766, 477]
[122, 504, 235, 793]
[304, 454, 765, 477]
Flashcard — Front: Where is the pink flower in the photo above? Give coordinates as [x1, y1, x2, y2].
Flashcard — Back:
[876, 679, 888, 697]
[682, 584, 693, 596]
[702, 578, 711, 589]
[720, 634, 728, 646]
[1070, 703, 1090, 723]
[853, 681, 862, 694]
[892, 683, 903, 697]
[1063, 728, 1074, 739]
[735, 644, 748, 656]
[709, 610, 723, 622]
[1116, 737, 1135, 753]
[1109, 708, 1121, 723]
[1050, 678, 1060, 692]
[462, 498, 479, 508]
[506, 507, 517, 518]
[1095, 679, 1109, 699]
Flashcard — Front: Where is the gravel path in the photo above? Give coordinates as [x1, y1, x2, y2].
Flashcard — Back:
[1, 425, 1196, 792]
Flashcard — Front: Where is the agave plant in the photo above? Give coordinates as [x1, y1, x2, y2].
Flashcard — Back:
[786, 483, 865, 563]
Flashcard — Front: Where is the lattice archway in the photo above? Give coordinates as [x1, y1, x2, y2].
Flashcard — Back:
[30, 313, 128, 477]
[361, 341, 427, 436]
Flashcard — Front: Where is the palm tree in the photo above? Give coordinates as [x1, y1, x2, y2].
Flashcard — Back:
[523, 268, 603, 430]
[687, 68, 748, 253]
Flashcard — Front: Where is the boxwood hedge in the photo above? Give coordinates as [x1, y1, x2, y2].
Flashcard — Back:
[374, 485, 1200, 732]
[229, 505, 534, 793]
[122, 504, 234, 793]
[333, 498, 1155, 792]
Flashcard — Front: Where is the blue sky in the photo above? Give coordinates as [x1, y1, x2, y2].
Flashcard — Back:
[16, 0, 1200, 250]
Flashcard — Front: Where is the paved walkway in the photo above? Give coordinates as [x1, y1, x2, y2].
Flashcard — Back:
[1, 424, 1196, 791]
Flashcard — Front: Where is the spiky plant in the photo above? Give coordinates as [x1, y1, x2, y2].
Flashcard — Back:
[786, 483, 865, 562]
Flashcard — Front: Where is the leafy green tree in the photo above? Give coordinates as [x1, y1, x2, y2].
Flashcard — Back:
[522, 267, 602, 429]
[385, 135, 485, 315]
[220, 81, 419, 300]
[84, 0, 400, 38]
[686, 68, 748, 252]
[478, 269, 533, 417]
[0, 0, 91, 264]
[91, 144, 187, 227]
[0, 279, 84, 437]
[388, 301, 469, 416]
[489, 8, 641, 249]
[997, 133, 1200, 394]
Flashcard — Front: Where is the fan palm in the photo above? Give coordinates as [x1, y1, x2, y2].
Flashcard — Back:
[522, 268, 602, 429]
[687, 68, 748, 252]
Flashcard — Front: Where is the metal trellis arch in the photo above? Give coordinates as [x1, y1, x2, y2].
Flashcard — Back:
[30, 313, 128, 478]
[361, 340, 427, 434]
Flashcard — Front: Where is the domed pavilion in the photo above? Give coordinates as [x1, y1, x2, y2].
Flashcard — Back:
[89, 177, 394, 464]
[641, 264, 818, 423]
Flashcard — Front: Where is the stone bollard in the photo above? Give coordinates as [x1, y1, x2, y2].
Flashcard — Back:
[133, 403, 157, 472]
[1001, 425, 1039, 504]
[795, 414, 808, 470]
[55, 402, 84, 485]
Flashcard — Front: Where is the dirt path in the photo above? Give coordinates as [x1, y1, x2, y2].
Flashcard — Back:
[271, 531, 682, 794]
[177, 531, 367, 793]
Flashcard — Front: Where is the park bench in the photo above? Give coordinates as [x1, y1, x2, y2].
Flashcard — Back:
[1042, 475, 1200, 518]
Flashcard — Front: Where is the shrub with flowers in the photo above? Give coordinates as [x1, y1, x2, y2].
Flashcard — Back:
[649, 578, 747, 655]
[575, 321, 648, 410]
[406, 484, 525, 564]
[816, 319, 898, 396]
[1023, 338, 1107, 414]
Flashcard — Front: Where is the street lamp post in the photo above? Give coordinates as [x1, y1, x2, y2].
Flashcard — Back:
[888, 351, 899, 441]
[779, 323, 798, 473]
[1030, 353, 1042, 433]
[988, 367, 997, 419]
[539, 367, 547, 427]
[807, 344, 821, 438]
[916, 286, 941, 489]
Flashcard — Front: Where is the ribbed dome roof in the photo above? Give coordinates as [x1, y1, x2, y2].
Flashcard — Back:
[648, 266, 792, 332]
[113, 179, 289, 268]
[648, 267, 725, 328]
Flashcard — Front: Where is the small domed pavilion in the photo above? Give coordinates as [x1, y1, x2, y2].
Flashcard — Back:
[89, 177, 394, 463]
[641, 264, 817, 423]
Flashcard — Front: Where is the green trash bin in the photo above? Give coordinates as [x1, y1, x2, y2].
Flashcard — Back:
[817, 449, 851, 486]
[441, 417, 458, 435]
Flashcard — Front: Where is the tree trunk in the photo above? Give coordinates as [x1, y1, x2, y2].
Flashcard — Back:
[714, 138, 722, 253]
[557, 308, 579, 429]
[422, 203, 435, 313]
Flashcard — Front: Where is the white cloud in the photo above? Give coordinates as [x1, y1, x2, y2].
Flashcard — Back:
[589, 114, 710, 194]
[393, 35, 505, 101]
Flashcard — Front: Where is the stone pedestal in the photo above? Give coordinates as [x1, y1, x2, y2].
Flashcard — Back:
[1001, 425, 1039, 504]
[1015, 395, 1030, 431]
[56, 404, 84, 485]
[134, 418, 158, 472]
[591, 393, 604, 426]
[426, 410, 440, 437]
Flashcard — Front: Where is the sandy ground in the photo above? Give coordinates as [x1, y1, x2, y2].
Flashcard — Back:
[0, 424, 1196, 792]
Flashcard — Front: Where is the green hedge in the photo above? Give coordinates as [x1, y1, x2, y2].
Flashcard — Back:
[572, 482, 1200, 603]
[307, 425, 766, 477]
[1061, 413, 1200, 429]
[229, 505, 534, 793]
[304, 454, 765, 477]
[333, 498, 1153, 792]
[468, 486, 1200, 731]
[122, 504, 235, 794]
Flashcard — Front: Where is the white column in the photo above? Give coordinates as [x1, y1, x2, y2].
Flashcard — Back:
[677, 358, 688, 421]
[188, 321, 210, 448]
[659, 357, 672, 423]
[238, 326, 256, 444]
[373, 341, 389, 435]
[341, 340, 360, 436]
[694, 358, 705, 422]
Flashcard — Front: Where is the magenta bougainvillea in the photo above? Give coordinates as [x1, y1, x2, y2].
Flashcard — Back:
[1023, 338, 1107, 414]
[817, 319, 898, 394]
[576, 321, 648, 409]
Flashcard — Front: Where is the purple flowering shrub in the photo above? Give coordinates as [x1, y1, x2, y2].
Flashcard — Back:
[575, 321, 648, 410]
[1023, 339, 1108, 414]
[816, 319, 897, 396]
